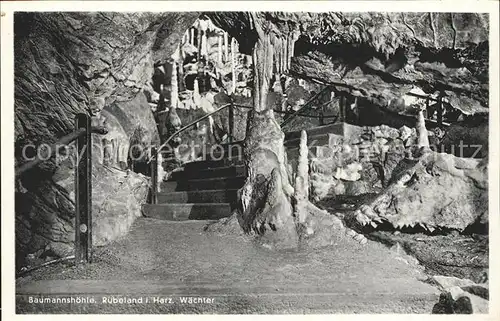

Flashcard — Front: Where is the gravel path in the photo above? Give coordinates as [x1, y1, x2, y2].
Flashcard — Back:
[16, 217, 439, 313]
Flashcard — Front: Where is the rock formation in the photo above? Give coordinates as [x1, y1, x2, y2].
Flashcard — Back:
[349, 149, 488, 232]
[231, 13, 367, 249]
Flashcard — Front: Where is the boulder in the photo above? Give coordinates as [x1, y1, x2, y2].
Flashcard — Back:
[350, 151, 488, 231]
[432, 284, 489, 314]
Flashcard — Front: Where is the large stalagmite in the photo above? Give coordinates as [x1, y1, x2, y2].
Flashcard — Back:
[238, 14, 297, 248]
[234, 13, 364, 249]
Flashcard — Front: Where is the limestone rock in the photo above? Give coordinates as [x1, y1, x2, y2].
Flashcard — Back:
[349, 151, 488, 231]
[433, 285, 489, 314]
[399, 125, 413, 142]
[92, 166, 150, 246]
[333, 163, 363, 181]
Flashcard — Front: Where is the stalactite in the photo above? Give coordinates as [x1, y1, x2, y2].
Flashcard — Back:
[283, 35, 288, 72]
[218, 35, 223, 64]
[197, 22, 202, 61]
[223, 31, 228, 63]
[275, 37, 280, 75]
[286, 34, 293, 71]
[291, 30, 300, 69]
[282, 36, 287, 74]
[294, 130, 309, 223]
[253, 32, 274, 112]
[190, 27, 195, 46]
[171, 61, 178, 109]
[273, 35, 282, 75]
[231, 37, 236, 94]
[201, 30, 208, 59]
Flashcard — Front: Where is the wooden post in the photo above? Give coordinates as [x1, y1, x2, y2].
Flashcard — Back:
[228, 101, 234, 144]
[150, 146, 158, 205]
[74, 113, 92, 264]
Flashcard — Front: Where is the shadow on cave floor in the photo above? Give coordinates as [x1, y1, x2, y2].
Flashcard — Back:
[16, 217, 440, 313]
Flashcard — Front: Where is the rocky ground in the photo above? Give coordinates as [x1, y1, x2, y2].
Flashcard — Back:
[17, 218, 441, 314]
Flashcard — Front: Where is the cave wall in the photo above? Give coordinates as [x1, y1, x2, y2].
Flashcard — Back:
[14, 12, 199, 267]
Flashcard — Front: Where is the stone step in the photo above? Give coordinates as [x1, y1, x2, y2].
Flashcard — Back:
[170, 165, 246, 180]
[206, 148, 244, 161]
[160, 141, 244, 158]
[284, 133, 344, 148]
[284, 122, 365, 143]
[183, 155, 244, 171]
[287, 145, 338, 160]
[157, 189, 239, 204]
[284, 122, 345, 140]
[142, 203, 232, 221]
[160, 176, 246, 192]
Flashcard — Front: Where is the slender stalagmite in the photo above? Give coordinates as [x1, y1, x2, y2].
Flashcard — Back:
[218, 35, 223, 64]
[294, 130, 309, 223]
[193, 78, 201, 108]
[201, 30, 208, 59]
[190, 27, 195, 46]
[416, 107, 430, 148]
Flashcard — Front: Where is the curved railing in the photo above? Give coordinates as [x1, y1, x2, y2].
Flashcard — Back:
[147, 91, 341, 203]
[16, 113, 107, 265]
[280, 85, 335, 128]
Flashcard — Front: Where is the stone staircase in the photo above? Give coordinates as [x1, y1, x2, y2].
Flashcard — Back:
[141, 122, 359, 221]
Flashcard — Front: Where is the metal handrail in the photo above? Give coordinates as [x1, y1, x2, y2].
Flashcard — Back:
[280, 86, 333, 127]
[152, 102, 234, 160]
[151, 98, 338, 162]
[15, 125, 108, 177]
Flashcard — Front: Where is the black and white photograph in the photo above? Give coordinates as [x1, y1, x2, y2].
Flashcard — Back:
[1, 0, 499, 317]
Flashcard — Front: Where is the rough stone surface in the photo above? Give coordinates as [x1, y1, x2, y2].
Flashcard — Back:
[432, 284, 489, 314]
[349, 151, 488, 231]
